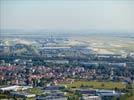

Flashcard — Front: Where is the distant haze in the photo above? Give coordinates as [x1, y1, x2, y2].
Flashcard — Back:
[0, 0, 134, 33]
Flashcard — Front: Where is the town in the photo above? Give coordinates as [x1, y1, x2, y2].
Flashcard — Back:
[0, 33, 134, 100]
[1, 0, 134, 99]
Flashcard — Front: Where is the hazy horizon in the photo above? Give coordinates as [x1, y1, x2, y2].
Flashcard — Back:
[0, 0, 134, 33]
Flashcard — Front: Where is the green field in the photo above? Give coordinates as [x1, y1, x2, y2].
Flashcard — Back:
[27, 87, 43, 95]
[61, 81, 126, 89]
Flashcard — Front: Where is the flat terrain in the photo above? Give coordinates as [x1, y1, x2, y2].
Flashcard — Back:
[61, 81, 126, 89]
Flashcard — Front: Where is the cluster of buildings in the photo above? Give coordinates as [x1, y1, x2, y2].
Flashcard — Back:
[0, 85, 125, 100]
[0, 37, 134, 99]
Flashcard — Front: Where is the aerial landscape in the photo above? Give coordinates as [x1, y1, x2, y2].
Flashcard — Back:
[0, 0, 134, 100]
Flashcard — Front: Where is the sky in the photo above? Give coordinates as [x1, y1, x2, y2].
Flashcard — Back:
[0, 0, 134, 32]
